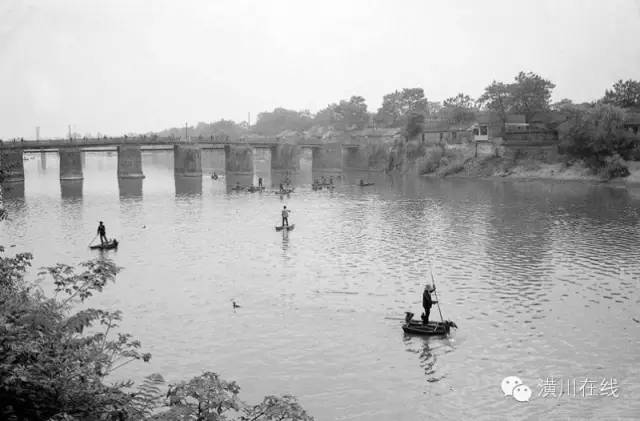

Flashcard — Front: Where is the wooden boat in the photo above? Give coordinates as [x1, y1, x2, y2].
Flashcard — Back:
[231, 186, 245, 191]
[247, 186, 265, 193]
[90, 239, 118, 250]
[275, 188, 294, 195]
[359, 182, 375, 187]
[402, 312, 457, 336]
[275, 224, 295, 232]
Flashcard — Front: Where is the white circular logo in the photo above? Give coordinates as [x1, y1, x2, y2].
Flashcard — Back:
[501, 376, 523, 396]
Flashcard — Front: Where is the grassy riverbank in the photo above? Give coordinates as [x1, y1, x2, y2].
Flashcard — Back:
[420, 155, 640, 185]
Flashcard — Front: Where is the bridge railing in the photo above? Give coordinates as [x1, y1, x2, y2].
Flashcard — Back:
[0, 135, 358, 150]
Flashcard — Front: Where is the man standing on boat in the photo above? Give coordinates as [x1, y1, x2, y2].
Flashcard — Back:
[422, 284, 435, 324]
[97, 221, 108, 245]
[281, 205, 290, 227]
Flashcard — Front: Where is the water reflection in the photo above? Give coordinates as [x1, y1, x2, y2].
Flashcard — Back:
[39, 152, 47, 171]
[1, 181, 25, 200]
[174, 176, 202, 196]
[402, 336, 449, 383]
[60, 180, 83, 200]
[118, 178, 143, 198]
[2, 154, 640, 420]
[281, 230, 290, 253]
[225, 173, 253, 192]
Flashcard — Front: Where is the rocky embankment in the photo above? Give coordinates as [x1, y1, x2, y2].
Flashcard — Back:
[386, 138, 640, 185]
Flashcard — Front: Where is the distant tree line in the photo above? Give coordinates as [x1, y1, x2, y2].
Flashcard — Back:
[143, 74, 640, 175]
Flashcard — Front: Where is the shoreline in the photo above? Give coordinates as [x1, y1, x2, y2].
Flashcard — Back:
[419, 159, 640, 188]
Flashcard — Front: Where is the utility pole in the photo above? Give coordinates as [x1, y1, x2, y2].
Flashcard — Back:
[248, 112, 251, 127]
[185, 122, 188, 142]
[36, 126, 40, 141]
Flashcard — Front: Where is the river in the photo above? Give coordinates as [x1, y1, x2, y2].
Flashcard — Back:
[2, 150, 639, 420]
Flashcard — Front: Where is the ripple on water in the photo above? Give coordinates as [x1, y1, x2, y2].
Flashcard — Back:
[2, 157, 640, 419]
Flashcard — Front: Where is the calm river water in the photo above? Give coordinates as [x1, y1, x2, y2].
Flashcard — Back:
[2, 151, 640, 420]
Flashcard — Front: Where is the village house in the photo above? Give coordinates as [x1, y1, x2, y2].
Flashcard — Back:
[421, 120, 472, 145]
[471, 113, 528, 142]
[624, 112, 640, 135]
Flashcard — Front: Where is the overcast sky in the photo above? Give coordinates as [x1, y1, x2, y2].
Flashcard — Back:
[1, 0, 639, 138]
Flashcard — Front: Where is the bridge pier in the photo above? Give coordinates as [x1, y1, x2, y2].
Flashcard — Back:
[312, 142, 342, 174]
[175, 176, 202, 196]
[174, 144, 202, 177]
[342, 146, 367, 170]
[117, 145, 145, 178]
[61, 179, 83, 199]
[224, 145, 253, 174]
[0, 150, 25, 182]
[118, 178, 143, 198]
[40, 151, 47, 171]
[59, 148, 83, 180]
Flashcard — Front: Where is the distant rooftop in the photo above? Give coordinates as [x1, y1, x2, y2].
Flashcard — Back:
[624, 112, 640, 125]
[476, 112, 526, 124]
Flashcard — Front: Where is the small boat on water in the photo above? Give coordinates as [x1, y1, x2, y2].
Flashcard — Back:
[247, 186, 265, 193]
[231, 186, 245, 191]
[275, 224, 295, 232]
[89, 239, 119, 250]
[275, 188, 294, 195]
[359, 182, 375, 187]
[402, 312, 457, 336]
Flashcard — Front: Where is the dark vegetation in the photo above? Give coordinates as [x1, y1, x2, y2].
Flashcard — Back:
[0, 249, 313, 421]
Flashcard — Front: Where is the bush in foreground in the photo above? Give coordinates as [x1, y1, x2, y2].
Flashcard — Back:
[0, 248, 313, 421]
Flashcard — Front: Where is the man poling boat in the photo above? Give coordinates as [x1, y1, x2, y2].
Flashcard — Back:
[88, 221, 119, 250]
[275, 205, 295, 231]
[402, 273, 457, 336]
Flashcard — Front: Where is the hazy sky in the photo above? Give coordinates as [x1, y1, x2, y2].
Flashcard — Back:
[1, 0, 639, 138]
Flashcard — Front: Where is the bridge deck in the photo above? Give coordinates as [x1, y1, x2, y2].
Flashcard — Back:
[0, 137, 283, 150]
[0, 137, 360, 151]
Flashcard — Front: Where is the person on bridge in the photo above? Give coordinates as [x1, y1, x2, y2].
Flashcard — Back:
[281, 205, 290, 227]
[97, 221, 108, 245]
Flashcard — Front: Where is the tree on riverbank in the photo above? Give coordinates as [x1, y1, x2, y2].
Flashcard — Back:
[602, 79, 640, 109]
[155, 120, 249, 140]
[375, 88, 428, 129]
[0, 249, 313, 420]
[477, 72, 555, 121]
[440, 93, 477, 125]
[254, 108, 314, 136]
[558, 103, 637, 177]
[314, 96, 370, 131]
